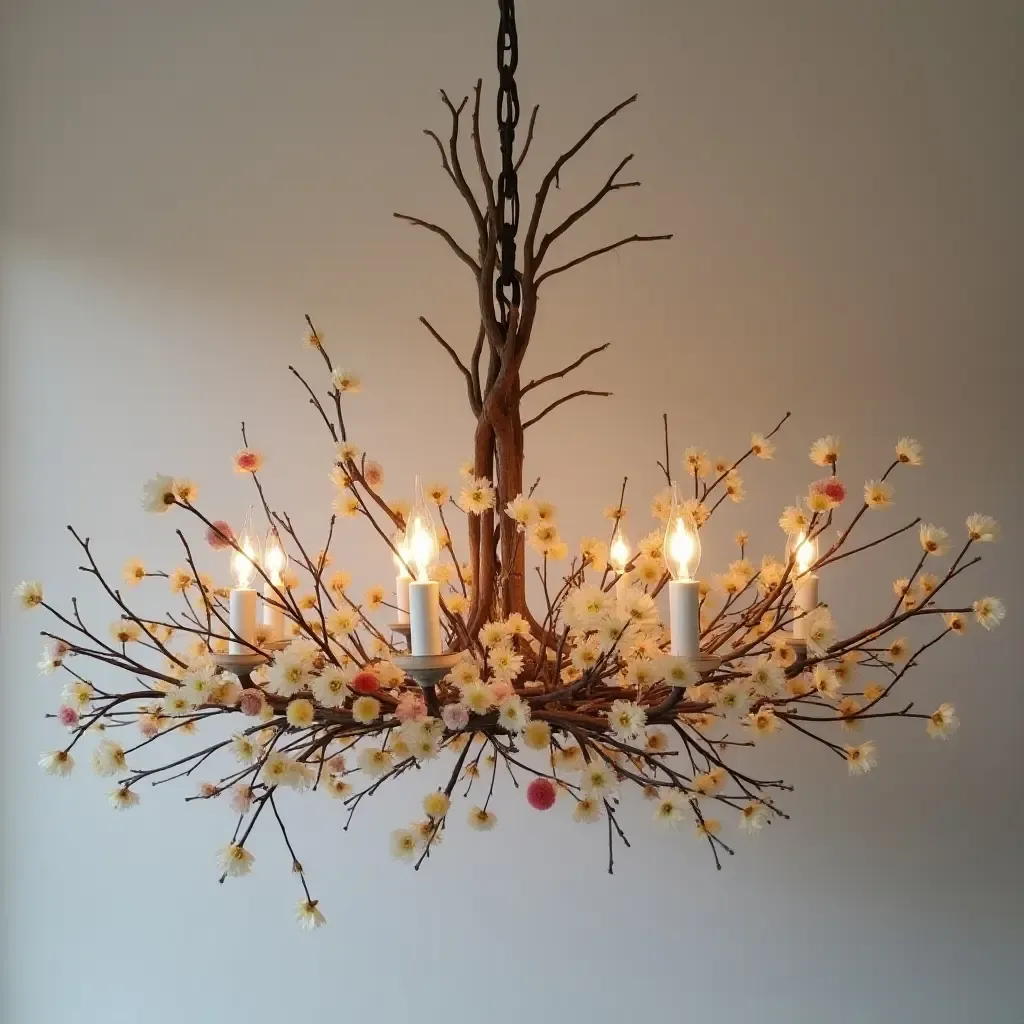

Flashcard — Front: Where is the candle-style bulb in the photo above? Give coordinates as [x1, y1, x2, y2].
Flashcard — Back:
[231, 506, 261, 589]
[403, 476, 439, 583]
[664, 486, 701, 581]
[263, 527, 288, 586]
[609, 525, 631, 575]
[393, 533, 412, 577]
[787, 530, 819, 576]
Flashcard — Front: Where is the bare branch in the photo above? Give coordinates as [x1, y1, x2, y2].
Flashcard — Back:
[536, 233, 673, 286]
[521, 343, 610, 396]
[514, 103, 540, 171]
[437, 89, 486, 240]
[524, 93, 638, 263]
[392, 213, 480, 273]
[523, 389, 612, 430]
[536, 154, 640, 264]
[418, 316, 480, 414]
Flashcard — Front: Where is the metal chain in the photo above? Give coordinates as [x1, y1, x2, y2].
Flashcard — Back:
[496, 0, 521, 331]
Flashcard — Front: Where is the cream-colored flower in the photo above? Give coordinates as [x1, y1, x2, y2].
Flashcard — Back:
[696, 818, 720, 838]
[681, 499, 710, 527]
[919, 523, 949, 556]
[926, 702, 959, 739]
[504, 494, 538, 530]
[943, 612, 967, 635]
[803, 606, 835, 657]
[864, 480, 894, 508]
[603, 503, 628, 522]
[296, 899, 326, 930]
[312, 666, 351, 708]
[141, 474, 177, 513]
[579, 537, 609, 573]
[725, 470, 745, 503]
[715, 682, 749, 715]
[522, 720, 551, 750]
[110, 786, 140, 811]
[895, 437, 923, 466]
[654, 792, 687, 825]
[748, 658, 785, 695]
[390, 827, 419, 862]
[121, 559, 146, 586]
[739, 802, 768, 833]
[286, 699, 315, 729]
[845, 741, 877, 775]
[863, 682, 885, 703]
[607, 699, 647, 741]
[573, 796, 602, 823]
[459, 477, 496, 515]
[965, 514, 999, 543]
[461, 682, 493, 715]
[553, 745, 585, 772]
[479, 620, 510, 649]
[424, 482, 448, 505]
[336, 441, 360, 464]
[39, 750, 74, 777]
[750, 433, 775, 459]
[173, 478, 198, 503]
[655, 655, 696, 689]
[326, 607, 359, 635]
[748, 706, 781, 736]
[358, 747, 393, 777]
[809, 435, 841, 467]
[13, 580, 44, 610]
[683, 447, 711, 479]
[973, 597, 1005, 631]
[497, 693, 530, 733]
[423, 791, 450, 819]
[779, 505, 809, 536]
[323, 775, 352, 799]
[331, 369, 361, 393]
[91, 740, 127, 777]
[888, 636, 910, 661]
[219, 844, 254, 877]
[333, 492, 361, 518]
[467, 806, 497, 831]
[351, 696, 381, 724]
[580, 762, 617, 798]
[110, 619, 142, 645]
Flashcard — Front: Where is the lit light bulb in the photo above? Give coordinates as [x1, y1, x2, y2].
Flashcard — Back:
[231, 507, 261, 589]
[663, 487, 701, 581]
[609, 525, 631, 575]
[393, 534, 412, 578]
[263, 527, 288, 586]
[788, 530, 819, 576]
[403, 477, 439, 583]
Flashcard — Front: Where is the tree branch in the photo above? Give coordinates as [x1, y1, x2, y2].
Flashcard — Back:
[536, 154, 640, 264]
[418, 316, 480, 414]
[523, 389, 612, 429]
[392, 213, 480, 273]
[536, 233, 673, 286]
[520, 343, 610, 396]
[514, 103, 540, 171]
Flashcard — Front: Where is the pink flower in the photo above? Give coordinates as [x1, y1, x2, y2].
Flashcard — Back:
[230, 785, 254, 814]
[527, 777, 557, 810]
[206, 520, 235, 550]
[442, 703, 470, 731]
[197, 782, 219, 799]
[351, 671, 380, 694]
[57, 705, 79, 728]
[138, 716, 159, 738]
[326, 754, 347, 774]
[239, 689, 266, 717]
[489, 680, 514, 702]
[810, 477, 846, 508]
[53, 639, 71, 658]
[364, 460, 384, 488]
[395, 692, 427, 723]
[233, 448, 264, 474]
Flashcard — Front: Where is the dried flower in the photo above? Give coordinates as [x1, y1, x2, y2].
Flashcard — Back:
[233, 449, 264, 474]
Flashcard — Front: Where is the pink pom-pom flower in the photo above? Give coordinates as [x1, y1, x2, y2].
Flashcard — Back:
[57, 705, 79, 728]
[395, 692, 427, 723]
[526, 777, 557, 811]
[442, 703, 470, 732]
[239, 689, 266, 717]
[206, 520, 235, 550]
[809, 477, 846, 508]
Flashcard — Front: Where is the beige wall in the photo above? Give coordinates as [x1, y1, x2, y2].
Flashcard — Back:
[2, 1, 1022, 1021]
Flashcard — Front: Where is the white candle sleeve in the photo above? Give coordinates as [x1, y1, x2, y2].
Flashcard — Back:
[409, 580, 442, 656]
[668, 579, 700, 658]
[262, 581, 283, 642]
[229, 588, 257, 654]
[793, 574, 819, 641]
[615, 574, 627, 616]
[396, 575, 411, 625]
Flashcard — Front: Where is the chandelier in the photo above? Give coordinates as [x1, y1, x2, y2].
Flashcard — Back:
[16, 0, 1005, 931]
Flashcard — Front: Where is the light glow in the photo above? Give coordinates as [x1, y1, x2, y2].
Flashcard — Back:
[794, 531, 818, 575]
[609, 526, 631, 574]
[263, 528, 288, 586]
[232, 507, 260, 589]
[403, 477, 439, 583]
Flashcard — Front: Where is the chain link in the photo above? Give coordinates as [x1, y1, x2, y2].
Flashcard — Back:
[496, 0, 521, 331]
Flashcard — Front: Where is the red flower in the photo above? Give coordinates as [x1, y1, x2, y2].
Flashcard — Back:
[233, 448, 264, 474]
[810, 478, 846, 507]
[351, 671, 380, 694]
[206, 520, 235, 550]
[526, 777, 557, 811]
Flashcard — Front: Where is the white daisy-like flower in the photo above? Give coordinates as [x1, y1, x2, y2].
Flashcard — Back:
[296, 899, 326, 930]
[895, 437, 923, 466]
[488, 644, 524, 684]
[778, 505, 809, 536]
[230, 733, 258, 764]
[750, 433, 775, 459]
[607, 699, 647, 741]
[497, 693, 530, 733]
[312, 666, 351, 708]
[219, 844, 254, 877]
[926, 702, 959, 739]
[331, 369, 361, 393]
[504, 494, 538, 530]
[864, 479, 894, 508]
[572, 796, 602, 824]
[109, 786, 140, 810]
[973, 597, 1005, 631]
[467, 806, 497, 831]
[358, 747, 393, 777]
[141, 474, 177, 514]
[390, 827, 419, 862]
[715, 682, 750, 716]
[747, 657, 784, 695]
[747, 706, 781, 736]
[479, 620, 511, 649]
[91, 740, 127, 777]
[803, 606, 835, 658]
[13, 580, 44, 610]
[739, 802, 768, 833]
[39, 750, 74, 777]
[461, 681, 494, 716]
[653, 792, 687, 826]
[580, 762, 618, 799]
[459, 477, 496, 515]
[965, 514, 999, 543]
[266, 651, 312, 697]
[809, 435, 841, 467]
[655, 654, 696, 689]
[845, 741, 878, 775]
[919, 523, 949, 556]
